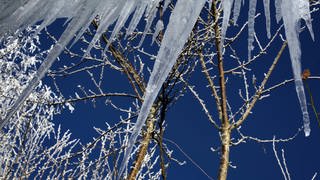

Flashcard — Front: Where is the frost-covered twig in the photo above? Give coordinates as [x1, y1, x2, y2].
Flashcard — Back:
[163, 138, 214, 180]
[272, 137, 290, 180]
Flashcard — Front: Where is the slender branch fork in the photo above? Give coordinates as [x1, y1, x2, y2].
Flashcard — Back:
[210, 1, 231, 179]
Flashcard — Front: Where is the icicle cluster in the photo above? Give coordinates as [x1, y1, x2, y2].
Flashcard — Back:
[221, 0, 314, 136]
[0, 0, 169, 129]
[0, 0, 316, 178]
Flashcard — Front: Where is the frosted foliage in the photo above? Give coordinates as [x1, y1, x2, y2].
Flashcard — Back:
[0, 0, 167, 128]
[1, 29, 157, 179]
[281, 0, 313, 136]
[118, 0, 207, 178]
[0, 30, 78, 178]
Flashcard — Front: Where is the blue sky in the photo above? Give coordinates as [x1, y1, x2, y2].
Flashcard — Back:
[39, 1, 320, 179]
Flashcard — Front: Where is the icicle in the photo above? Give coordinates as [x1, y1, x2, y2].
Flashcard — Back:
[295, 80, 311, 136]
[275, 0, 282, 23]
[0, 0, 41, 35]
[0, 0, 27, 21]
[297, 0, 314, 40]
[117, 0, 207, 178]
[221, 0, 234, 50]
[151, 19, 164, 44]
[263, 0, 271, 39]
[0, 0, 158, 128]
[68, 0, 103, 47]
[33, 0, 69, 35]
[247, 0, 257, 60]
[138, 0, 161, 47]
[81, 1, 124, 57]
[126, 0, 148, 37]
[108, 0, 137, 45]
[233, 0, 243, 25]
[281, 0, 313, 137]
[0, 0, 103, 129]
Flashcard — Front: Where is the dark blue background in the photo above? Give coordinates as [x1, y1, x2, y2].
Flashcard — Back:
[41, 1, 320, 179]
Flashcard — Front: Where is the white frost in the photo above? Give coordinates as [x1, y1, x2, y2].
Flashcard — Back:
[0, 0, 316, 173]
[0, 0, 163, 128]
[65, 102, 75, 113]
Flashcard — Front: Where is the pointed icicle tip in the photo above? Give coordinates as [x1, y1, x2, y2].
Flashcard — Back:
[305, 129, 310, 137]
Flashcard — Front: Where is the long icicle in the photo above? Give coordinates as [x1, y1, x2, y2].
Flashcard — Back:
[263, 0, 271, 39]
[117, 0, 206, 178]
[281, 0, 314, 136]
[248, 0, 257, 60]
[221, 0, 234, 50]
